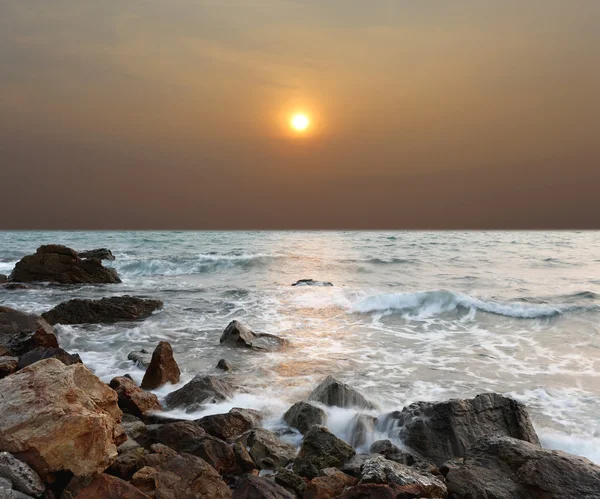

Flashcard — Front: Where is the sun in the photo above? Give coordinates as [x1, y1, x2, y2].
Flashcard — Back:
[290, 114, 310, 132]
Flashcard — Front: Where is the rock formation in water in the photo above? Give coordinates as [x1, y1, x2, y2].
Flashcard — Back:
[220, 320, 289, 352]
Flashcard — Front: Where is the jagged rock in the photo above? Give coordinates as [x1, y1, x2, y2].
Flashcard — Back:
[390, 393, 540, 465]
[360, 455, 447, 498]
[128, 350, 151, 368]
[16, 346, 82, 370]
[106, 444, 148, 481]
[0, 452, 45, 497]
[232, 475, 294, 499]
[239, 429, 297, 470]
[140, 341, 181, 389]
[41, 296, 163, 325]
[283, 401, 327, 435]
[275, 468, 307, 496]
[293, 425, 356, 479]
[109, 376, 162, 417]
[164, 375, 233, 409]
[291, 279, 333, 287]
[217, 358, 233, 371]
[0, 356, 18, 379]
[137, 421, 207, 451]
[304, 468, 358, 498]
[0, 307, 58, 356]
[0, 358, 125, 478]
[75, 473, 150, 498]
[77, 248, 115, 260]
[233, 442, 257, 473]
[131, 452, 232, 499]
[445, 435, 600, 499]
[9, 245, 121, 284]
[196, 409, 256, 441]
[348, 414, 376, 448]
[308, 376, 377, 410]
[220, 320, 288, 352]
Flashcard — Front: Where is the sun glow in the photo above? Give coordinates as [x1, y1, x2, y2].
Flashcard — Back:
[290, 114, 310, 132]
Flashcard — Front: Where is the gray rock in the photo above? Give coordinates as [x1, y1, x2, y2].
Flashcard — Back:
[0, 307, 58, 357]
[0, 477, 11, 490]
[216, 358, 232, 371]
[121, 420, 147, 440]
[220, 320, 288, 352]
[308, 376, 377, 410]
[275, 468, 307, 496]
[77, 248, 115, 260]
[128, 349, 151, 368]
[0, 275, 6, 284]
[16, 347, 82, 370]
[164, 375, 234, 409]
[1, 490, 35, 499]
[0, 452, 45, 497]
[239, 428, 297, 470]
[370, 440, 402, 456]
[291, 279, 333, 287]
[347, 413, 376, 448]
[283, 401, 327, 434]
[340, 454, 376, 478]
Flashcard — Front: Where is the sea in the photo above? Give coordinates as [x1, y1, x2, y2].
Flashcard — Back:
[1, 231, 599, 463]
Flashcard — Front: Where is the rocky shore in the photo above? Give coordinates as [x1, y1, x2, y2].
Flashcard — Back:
[0, 245, 599, 498]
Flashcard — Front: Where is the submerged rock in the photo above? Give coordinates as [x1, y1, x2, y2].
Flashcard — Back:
[239, 428, 297, 470]
[128, 349, 151, 368]
[233, 475, 295, 499]
[217, 358, 233, 371]
[41, 295, 163, 325]
[220, 320, 288, 352]
[110, 376, 162, 417]
[9, 244, 121, 284]
[77, 248, 115, 260]
[283, 401, 327, 435]
[16, 346, 82, 370]
[0, 452, 45, 497]
[291, 279, 333, 287]
[164, 374, 233, 409]
[0, 307, 58, 356]
[308, 375, 377, 410]
[140, 341, 181, 389]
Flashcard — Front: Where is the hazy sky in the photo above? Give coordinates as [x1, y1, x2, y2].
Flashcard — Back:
[1, 0, 599, 228]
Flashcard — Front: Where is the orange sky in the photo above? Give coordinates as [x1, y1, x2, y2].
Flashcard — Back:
[1, 1, 599, 228]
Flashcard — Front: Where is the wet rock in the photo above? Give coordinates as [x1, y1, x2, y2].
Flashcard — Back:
[304, 468, 358, 499]
[77, 248, 115, 260]
[233, 442, 257, 473]
[291, 279, 333, 287]
[16, 346, 82, 370]
[283, 401, 327, 435]
[197, 409, 256, 441]
[239, 428, 297, 470]
[128, 349, 151, 368]
[9, 245, 121, 284]
[339, 483, 424, 499]
[2, 283, 29, 290]
[140, 341, 181, 389]
[340, 454, 375, 479]
[0, 452, 45, 497]
[0, 358, 125, 478]
[274, 468, 307, 496]
[370, 440, 402, 457]
[445, 434, 600, 499]
[138, 421, 207, 451]
[164, 374, 233, 409]
[0, 274, 6, 283]
[75, 473, 150, 499]
[233, 475, 294, 499]
[42, 296, 163, 325]
[360, 455, 447, 498]
[0, 307, 58, 356]
[109, 376, 162, 417]
[217, 358, 233, 371]
[0, 356, 18, 379]
[308, 376, 377, 410]
[293, 425, 356, 479]
[347, 414, 376, 448]
[230, 408, 263, 427]
[220, 320, 289, 352]
[391, 393, 540, 465]
[106, 444, 148, 481]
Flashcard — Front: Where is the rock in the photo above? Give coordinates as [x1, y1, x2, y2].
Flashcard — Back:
[0, 476, 11, 489]
[77, 248, 115, 260]
[239, 429, 297, 470]
[339, 483, 424, 499]
[232, 475, 294, 499]
[445, 434, 600, 499]
[0, 346, 10, 356]
[128, 350, 151, 368]
[0, 356, 18, 379]
[16, 347, 82, 370]
[390, 393, 540, 465]
[347, 414, 376, 448]
[340, 454, 375, 479]
[308, 376, 377, 410]
[188, 435, 238, 475]
[304, 469, 358, 499]
[233, 442, 257, 473]
[293, 425, 356, 479]
[140, 341, 181, 389]
[0, 358, 125, 478]
[220, 320, 288, 352]
[197, 409, 256, 441]
[0, 274, 6, 283]
[9, 245, 121, 284]
[360, 455, 447, 498]
[74, 473, 150, 498]
[370, 440, 402, 457]
[106, 445, 148, 481]
[0, 489, 35, 499]
[109, 376, 162, 417]
[217, 358, 233, 371]
[2, 283, 29, 290]
[0, 452, 45, 496]
[131, 452, 232, 499]
[230, 408, 263, 428]
[121, 418, 147, 440]
[137, 421, 207, 451]
[283, 401, 327, 435]
[164, 374, 233, 409]
[275, 468, 307, 496]
[291, 279, 333, 287]
[0, 307, 58, 357]
[41, 296, 163, 325]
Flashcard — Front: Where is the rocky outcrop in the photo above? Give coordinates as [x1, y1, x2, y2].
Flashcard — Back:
[308, 376, 377, 410]
[42, 296, 163, 325]
[74, 473, 150, 499]
[220, 320, 288, 352]
[16, 346, 82, 370]
[9, 245, 121, 284]
[291, 279, 333, 287]
[0, 356, 18, 379]
[445, 435, 600, 499]
[164, 375, 233, 409]
[77, 248, 115, 260]
[293, 425, 356, 479]
[283, 401, 327, 435]
[390, 393, 540, 465]
[239, 428, 297, 470]
[304, 468, 358, 498]
[0, 358, 125, 477]
[0, 452, 46, 497]
[0, 307, 58, 356]
[140, 341, 181, 389]
[197, 409, 256, 441]
[109, 376, 162, 417]
[233, 475, 295, 499]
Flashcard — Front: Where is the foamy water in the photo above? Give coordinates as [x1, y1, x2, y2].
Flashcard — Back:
[1, 231, 599, 463]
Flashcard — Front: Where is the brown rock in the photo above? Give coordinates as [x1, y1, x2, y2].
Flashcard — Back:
[0, 307, 58, 356]
[0, 358, 125, 478]
[137, 421, 207, 452]
[75, 474, 150, 499]
[110, 376, 162, 417]
[232, 475, 294, 499]
[0, 356, 18, 379]
[77, 248, 115, 260]
[339, 483, 424, 499]
[293, 426, 355, 479]
[220, 320, 288, 352]
[239, 429, 297, 470]
[304, 469, 358, 499]
[141, 341, 180, 389]
[0, 345, 10, 356]
[164, 375, 234, 409]
[233, 442, 257, 473]
[17, 346, 82, 370]
[107, 444, 148, 481]
[191, 435, 238, 475]
[197, 409, 256, 441]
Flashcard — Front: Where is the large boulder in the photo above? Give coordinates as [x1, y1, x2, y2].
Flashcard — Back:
[304, 468, 358, 499]
[164, 375, 233, 409]
[16, 346, 82, 370]
[308, 376, 377, 410]
[220, 320, 288, 352]
[445, 435, 600, 499]
[140, 341, 181, 390]
[389, 393, 540, 465]
[74, 473, 150, 499]
[9, 245, 121, 284]
[0, 307, 58, 356]
[77, 248, 115, 260]
[283, 401, 327, 435]
[196, 408, 257, 441]
[0, 452, 45, 497]
[239, 428, 297, 470]
[233, 475, 295, 499]
[0, 358, 125, 477]
[137, 422, 207, 452]
[109, 376, 162, 417]
[41, 296, 163, 325]
[0, 356, 18, 379]
[293, 425, 356, 479]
